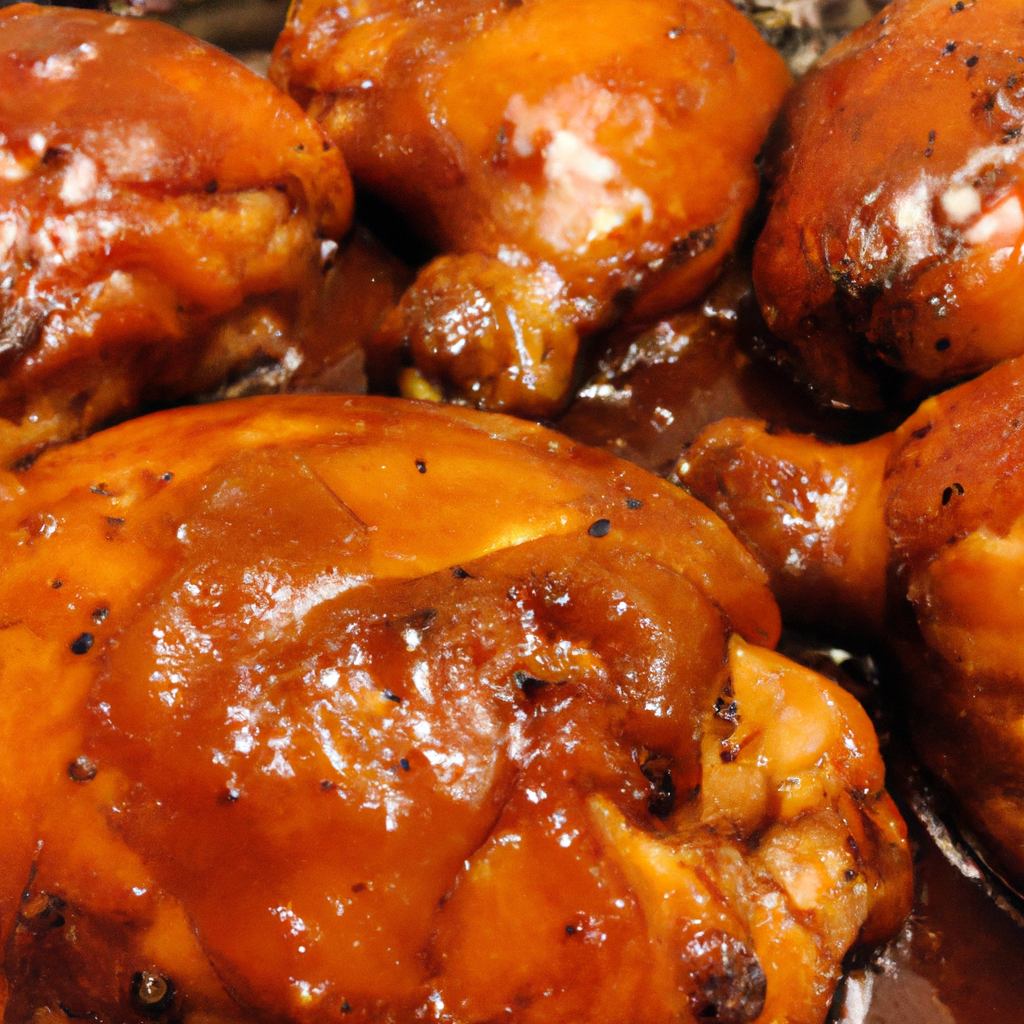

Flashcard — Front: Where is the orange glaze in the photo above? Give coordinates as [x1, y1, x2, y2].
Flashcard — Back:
[0, 5, 353, 465]
[683, 353, 1024, 891]
[272, 0, 792, 414]
[0, 395, 910, 1024]
[754, 0, 1024, 409]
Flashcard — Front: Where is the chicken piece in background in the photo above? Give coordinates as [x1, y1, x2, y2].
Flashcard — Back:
[683, 353, 1024, 897]
[271, 0, 792, 416]
[556, 260, 892, 476]
[0, 395, 910, 1024]
[754, 0, 1024, 411]
[0, 3, 365, 468]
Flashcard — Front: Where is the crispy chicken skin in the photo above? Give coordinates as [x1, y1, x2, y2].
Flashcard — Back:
[754, 0, 1024, 410]
[683, 355, 1024, 887]
[0, 4, 353, 466]
[0, 396, 909, 1024]
[271, 0, 792, 415]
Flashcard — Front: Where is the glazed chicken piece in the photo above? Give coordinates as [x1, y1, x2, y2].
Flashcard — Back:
[683, 354, 1024, 890]
[0, 395, 909, 1024]
[557, 262, 887, 476]
[271, 0, 792, 416]
[754, 0, 1024, 410]
[0, 4, 358, 467]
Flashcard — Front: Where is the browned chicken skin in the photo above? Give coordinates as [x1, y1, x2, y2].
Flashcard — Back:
[271, 0, 792, 415]
[0, 395, 910, 1024]
[684, 355, 1024, 889]
[0, 4, 355, 466]
[754, 0, 1024, 410]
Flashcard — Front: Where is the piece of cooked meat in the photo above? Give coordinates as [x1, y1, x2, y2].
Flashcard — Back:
[683, 354, 1024, 890]
[0, 4, 354, 467]
[753, 0, 1024, 410]
[0, 395, 910, 1024]
[271, 0, 792, 416]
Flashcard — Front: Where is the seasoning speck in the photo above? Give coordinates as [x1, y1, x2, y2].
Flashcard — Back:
[399, 757, 411, 771]
[382, 689, 402, 703]
[965, 54, 979, 67]
[51, 578, 63, 589]
[588, 518, 612, 538]
[935, 337, 951, 351]
[92, 607, 109, 624]
[452, 566, 472, 579]
[565, 924, 578, 935]
[161, 472, 173, 482]
[341, 1002, 353, 1014]
[68, 756, 97, 782]
[626, 497, 643, 509]
[941, 482, 965, 506]
[70, 632, 94, 655]
[415, 459, 427, 474]
[942, 41, 957, 56]
[130, 971, 175, 1015]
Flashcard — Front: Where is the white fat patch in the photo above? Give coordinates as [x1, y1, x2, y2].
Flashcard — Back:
[59, 153, 98, 206]
[940, 184, 982, 225]
[0, 147, 30, 182]
[964, 193, 1024, 247]
[503, 78, 655, 253]
[32, 43, 97, 81]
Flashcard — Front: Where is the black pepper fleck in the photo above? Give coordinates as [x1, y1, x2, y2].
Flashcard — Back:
[845, 868, 858, 881]
[942, 41, 957, 55]
[720, 743, 740, 764]
[965, 54, 979, 67]
[68, 756, 97, 782]
[90, 484, 113, 496]
[51, 578, 63, 589]
[667, 26, 684, 39]
[451, 566, 472, 579]
[341, 1002, 353, 1015]
[130, 972, 175, 1017]
[588, 518, 611, 538]
[161, 472, 173, 482]
[400, 757, 411, 771]
[415, 459, 427, 474]
[320, 779, 336, 791]
[565, 924, 578, 935]
[70, 632, 94, 655]
[106, 517, 125, 527]
[951, 0, 964, 10]
[204, 179, 218, 194]
[942, 482, 965, 505]
[626, 497, 643, 509]
[935, 337, 951, 351]
[382, 689, 402, 703]
[92, 607, 109, 624]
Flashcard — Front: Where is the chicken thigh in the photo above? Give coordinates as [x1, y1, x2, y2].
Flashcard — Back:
[0, 395, 910, 1024]
[684, 355, 1024, 888]
[271, 0, 792, 415]
[754, 0, 1024, 410]
[0, 4, 353, 466]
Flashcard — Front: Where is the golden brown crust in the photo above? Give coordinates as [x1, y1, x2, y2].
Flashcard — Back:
[272, 0, 792, 412]
[754, 0, 1024, 409]
[0, 395, 910, 1024]
[0, 4, 354, 464]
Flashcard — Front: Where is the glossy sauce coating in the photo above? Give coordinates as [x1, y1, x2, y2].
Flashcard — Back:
[272, 0, 792, 414]
[0, 5, 353, 465]
[754, 0, 1024, 409]
[683, 354, 1024, 889]
[0, 396, 910, 1024]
